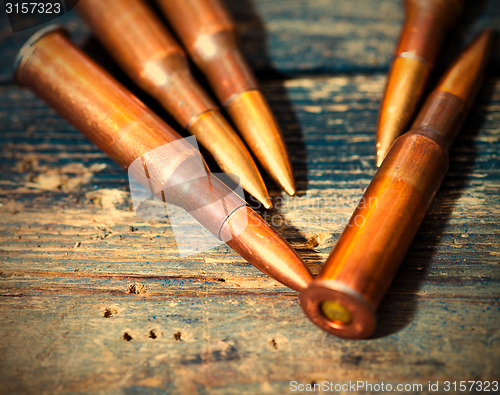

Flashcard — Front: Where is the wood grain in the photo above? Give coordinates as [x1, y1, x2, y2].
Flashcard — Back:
[0, 0, 499, 393]
[1, 75, 499, 393]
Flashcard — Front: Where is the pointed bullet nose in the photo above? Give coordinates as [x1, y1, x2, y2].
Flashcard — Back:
[280, 176, 296, 197]
[222, 207, 313, 292]
[252, 190, 273, 210]
[376, 57, 431, 166]
[437, 29, 493, 104]
[226, 90, 296, 196]
[375, 140, 392, 168]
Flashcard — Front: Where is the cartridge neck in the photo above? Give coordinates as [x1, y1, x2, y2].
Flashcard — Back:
[191, 31, 258, 105]
[157, 0, 257, 104]
[409, 90, 466, 153]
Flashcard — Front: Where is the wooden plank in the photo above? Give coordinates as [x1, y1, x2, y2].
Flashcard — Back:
[0, 0, 499, 83]
[0, 73, 499, 393]
[0, 292, 498, 393]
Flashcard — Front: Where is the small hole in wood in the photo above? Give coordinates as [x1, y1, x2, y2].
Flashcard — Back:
[123, 332, 132, 341]
[104, 307, 117, 318]
[174, 331, 182, 341]
[127, 283, 147, 294]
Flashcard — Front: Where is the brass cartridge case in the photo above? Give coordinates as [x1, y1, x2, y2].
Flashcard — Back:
[301, 30, 492, 338]
[15, 26, 313, 292]
[376, 0, 463, 166]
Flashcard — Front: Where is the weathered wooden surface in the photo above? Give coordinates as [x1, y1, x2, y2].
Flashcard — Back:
[1, 0, 500, 81]
[1, 0, 499, 394]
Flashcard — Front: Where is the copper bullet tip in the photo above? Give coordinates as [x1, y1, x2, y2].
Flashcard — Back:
[188, 110, 272, 209]
[227, 90, 296, 196]
[437, 28, 493, 105]
[223, 206, 312, 292]
[376, 57, 431, 166]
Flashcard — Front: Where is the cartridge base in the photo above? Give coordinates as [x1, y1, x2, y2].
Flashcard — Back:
[300, 280, 376, 339]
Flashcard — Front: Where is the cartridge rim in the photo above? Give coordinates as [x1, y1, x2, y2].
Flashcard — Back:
[14, 24, 68, 85]
[300, 280, 376, 339]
